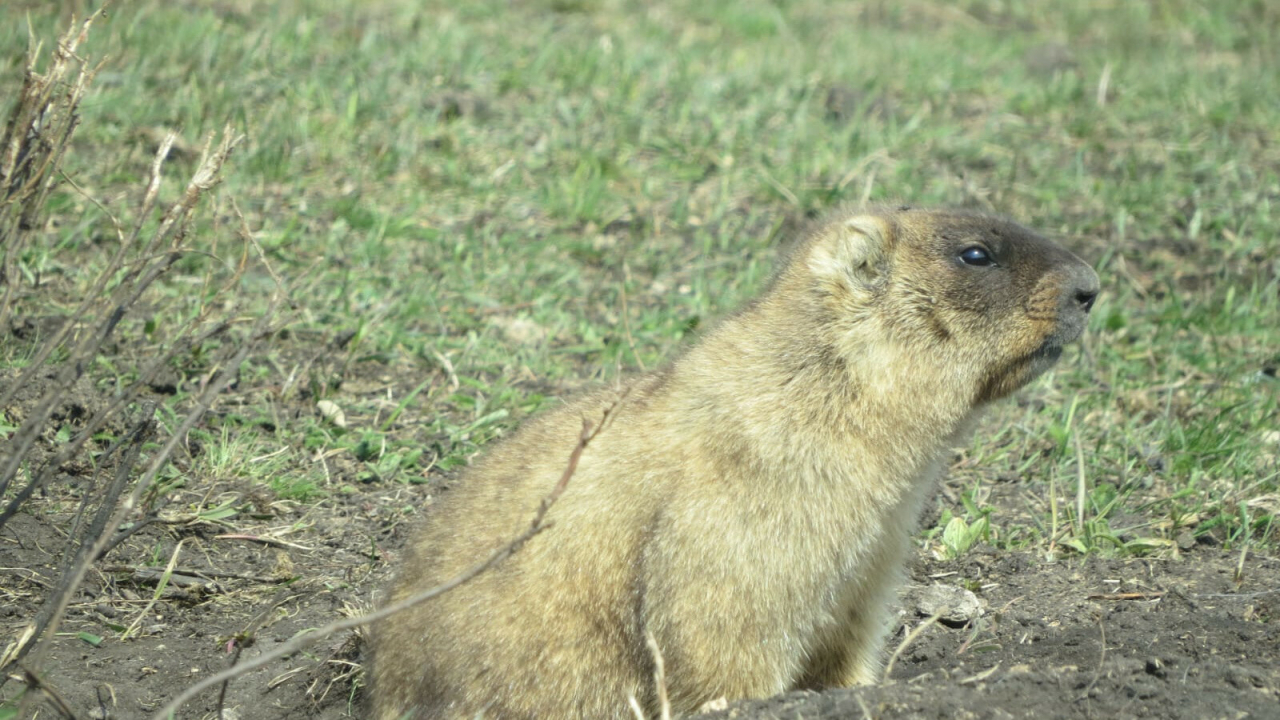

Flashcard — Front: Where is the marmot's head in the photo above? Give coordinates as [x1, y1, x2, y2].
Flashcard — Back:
[802, 206, 1099, 404]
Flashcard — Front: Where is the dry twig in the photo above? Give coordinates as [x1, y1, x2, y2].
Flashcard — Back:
[0, 6, 109, 331]
[882, 612, 941, 684]
[149, 401, 619, 719]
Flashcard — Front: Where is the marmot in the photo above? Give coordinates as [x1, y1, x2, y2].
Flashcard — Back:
[371, 206, 1099, 719]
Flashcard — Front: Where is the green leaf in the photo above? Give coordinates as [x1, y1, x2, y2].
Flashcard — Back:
[1061, 537, 1090, 554]
[197, 500, 240, 522]
[78, 631, 104, 646]
[942, 516, 970, 558]
[1125, 537, 1176, 551]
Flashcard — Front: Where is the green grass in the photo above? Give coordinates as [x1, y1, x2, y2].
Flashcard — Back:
[2, 0, 1277, 557]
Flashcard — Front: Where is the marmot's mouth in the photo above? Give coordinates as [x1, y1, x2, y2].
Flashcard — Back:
[977, 341, 1067, 403]
[1029, 342, 1063, 364]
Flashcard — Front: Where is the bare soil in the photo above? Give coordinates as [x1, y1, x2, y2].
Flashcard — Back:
[713, 551, 1280, 720]
[2, 364, 1277, 720]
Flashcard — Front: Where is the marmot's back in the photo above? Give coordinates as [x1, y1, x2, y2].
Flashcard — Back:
[372, 206, 1098, 719]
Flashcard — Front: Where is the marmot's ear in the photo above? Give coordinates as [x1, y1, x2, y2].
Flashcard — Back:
[807, 215, 892, 289]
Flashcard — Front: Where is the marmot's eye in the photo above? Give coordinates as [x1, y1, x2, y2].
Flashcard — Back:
[959, 246, 995, 267]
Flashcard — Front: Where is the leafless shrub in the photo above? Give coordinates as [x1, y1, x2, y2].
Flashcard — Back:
[0, 9, 103, 331]
[0, 9, 289, 717]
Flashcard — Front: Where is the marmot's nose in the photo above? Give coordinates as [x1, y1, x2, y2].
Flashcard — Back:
[1064, 264, 1100, 315]
[1074, 289, 1097, 313]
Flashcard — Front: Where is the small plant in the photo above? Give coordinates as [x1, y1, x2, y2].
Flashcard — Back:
[931, 491, 996, 560]
[938, 512, 992, 560]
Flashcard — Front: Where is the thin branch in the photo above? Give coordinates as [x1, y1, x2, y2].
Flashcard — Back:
[0, 129, 243, 515]
[2, 305, 279, 682]
[150, 399, 621, 720]
[18, 664, 81, 720]
[99, 565, 287, 585]
[1081, 615, 1107, 699]
[121, 538, 191, 640]
[0, 410, 153, 674]
[882, 612, 941, 684]
[0, 7, 109, 332]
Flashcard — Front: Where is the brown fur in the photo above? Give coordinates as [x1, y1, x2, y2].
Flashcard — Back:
[371, 206, 1099, 719]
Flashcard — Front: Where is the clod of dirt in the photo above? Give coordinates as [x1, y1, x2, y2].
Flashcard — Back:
[909, 582, 983, 626]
